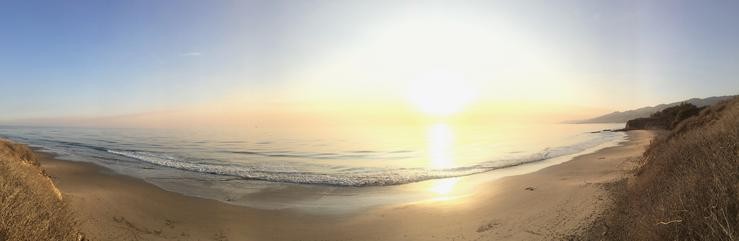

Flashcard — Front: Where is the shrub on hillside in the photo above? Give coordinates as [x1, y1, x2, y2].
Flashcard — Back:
[625, 103, 704, 130]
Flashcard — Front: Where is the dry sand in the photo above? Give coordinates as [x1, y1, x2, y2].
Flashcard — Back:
[39, 130, 654, 241]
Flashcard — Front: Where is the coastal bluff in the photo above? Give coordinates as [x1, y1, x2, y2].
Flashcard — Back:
[0, 139, 81, 241]
[578, 96, 739, 241]
[625, 103, 703, 130]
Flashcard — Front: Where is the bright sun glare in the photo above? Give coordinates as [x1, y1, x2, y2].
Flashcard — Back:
[407, 71, 478, 117]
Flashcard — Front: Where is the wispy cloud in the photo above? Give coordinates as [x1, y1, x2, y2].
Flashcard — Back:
[180, 52, 202, 57]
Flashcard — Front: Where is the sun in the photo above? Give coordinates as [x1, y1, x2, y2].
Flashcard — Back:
[406, 71, 478, 117]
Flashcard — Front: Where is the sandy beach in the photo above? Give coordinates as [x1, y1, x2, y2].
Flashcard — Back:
[38, 130, 654, 241]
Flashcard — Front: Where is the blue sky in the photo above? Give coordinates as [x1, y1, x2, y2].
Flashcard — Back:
[0, 0, 737, 124]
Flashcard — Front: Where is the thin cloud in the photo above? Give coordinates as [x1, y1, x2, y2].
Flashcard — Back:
[180, 52, 202, 57]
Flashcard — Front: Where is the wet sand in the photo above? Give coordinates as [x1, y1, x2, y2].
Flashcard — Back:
[40, 130, 654, 241]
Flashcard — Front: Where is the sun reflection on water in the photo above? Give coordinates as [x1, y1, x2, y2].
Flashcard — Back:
[429, 123, 454, 169]
[427, 123, 460, 198]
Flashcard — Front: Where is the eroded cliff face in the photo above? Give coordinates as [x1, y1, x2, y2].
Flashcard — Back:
[0, 139, 81, 241]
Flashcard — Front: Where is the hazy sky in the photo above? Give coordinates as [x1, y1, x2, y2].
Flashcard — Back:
[1, 0, 737, 126]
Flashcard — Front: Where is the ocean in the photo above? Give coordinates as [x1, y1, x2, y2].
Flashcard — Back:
[0, 122, 625, 210]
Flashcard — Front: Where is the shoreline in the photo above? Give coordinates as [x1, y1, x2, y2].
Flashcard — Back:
[25, 130, 628, 213]
[38, 130, 654, 241]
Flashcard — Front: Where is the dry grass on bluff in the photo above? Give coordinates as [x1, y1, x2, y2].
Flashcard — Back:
[577, 96, 738, 241]
[0, 140, 81, 241]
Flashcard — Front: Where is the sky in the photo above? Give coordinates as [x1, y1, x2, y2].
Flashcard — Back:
[0, 0, 737, 127]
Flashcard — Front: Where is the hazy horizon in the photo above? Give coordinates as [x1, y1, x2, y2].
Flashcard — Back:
[1, 0, 738, 128]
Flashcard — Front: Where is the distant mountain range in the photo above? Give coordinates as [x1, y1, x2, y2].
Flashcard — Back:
[575, 95, 737, 123]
